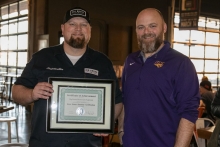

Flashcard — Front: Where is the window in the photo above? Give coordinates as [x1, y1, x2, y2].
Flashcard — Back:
[0, 0, 28, 75]
[173, 12, 220, 90]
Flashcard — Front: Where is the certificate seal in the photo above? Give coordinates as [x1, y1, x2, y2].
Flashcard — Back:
[76, 107, 85, 116]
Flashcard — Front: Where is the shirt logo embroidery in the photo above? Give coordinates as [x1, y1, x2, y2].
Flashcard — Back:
[154, 61, 164, 68]
[84, 68, 99, 76]
[46, 67, 63, 70]
[129, 62, 135, 65]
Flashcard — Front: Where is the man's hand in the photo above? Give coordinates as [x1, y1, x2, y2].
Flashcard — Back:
[31, 82, 54, 101]
[93, 133, 109, 137]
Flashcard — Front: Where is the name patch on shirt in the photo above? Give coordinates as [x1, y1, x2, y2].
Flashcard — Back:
[46, 67, 63, 70]
[84, 68, 99, 76]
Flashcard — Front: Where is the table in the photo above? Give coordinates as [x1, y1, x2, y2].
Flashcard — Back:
[0, 106, 14, 113]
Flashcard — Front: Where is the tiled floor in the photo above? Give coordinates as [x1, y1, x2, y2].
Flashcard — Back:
[0, 101, 31, 145]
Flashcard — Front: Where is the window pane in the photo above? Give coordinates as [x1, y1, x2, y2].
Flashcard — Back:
[0, 67, 7, 72]
[0, 52, 7, 65]
[18, 17, 28, 32]
[60, 37, 64, 44]
[0, 21, 8, 35]
[197, 74, 203, 82]
[18, 52, 27, 67]
[173, 43, 189, 56]
[0, 1, 28, 76]
[8, 52, 16, 66]
[206, 18, 220, 30]
[0, 36, 9, 50]
[8, 67, 16, 74]
[191, 59, 204, 72]
[206, 32, 219, 45]
[19, 0, 28, 15]
[9, 19, 18, 34]
[205, 46, 218, 59]
[204, 60, 218, 72]
[174, 13, 220, 88]
[198, 16, 206, 28]
[9, 36, 17, 50]
[18, 34, 27, 49]
[17, 68, 23, 75]
[1, 6, 9, 19]
[173, 28, 190, 42]
[174, 13, 179, 27]
[218, 63, 220, 74]
[9, 3, 18, 18]
[206, 74, 218, 87]
[191, 30, 205, 44]
[190, 45, 204, 58]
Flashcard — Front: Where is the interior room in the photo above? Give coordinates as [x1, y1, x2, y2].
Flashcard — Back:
[0, 0, 220, 146]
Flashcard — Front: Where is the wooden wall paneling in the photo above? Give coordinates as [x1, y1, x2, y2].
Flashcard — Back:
[108, 25, 132, 65]
[89, 19, 107, 54]
[48, 0, 75, 46]
[28, 0, 36, 61]
[36, 0, 47, 35]
[28, 0, 47, 61]
[131, 28, 139, 53]
[0, 0, 17, 6]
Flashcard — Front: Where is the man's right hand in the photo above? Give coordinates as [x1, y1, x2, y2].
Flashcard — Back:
[31, 82, 54, 101]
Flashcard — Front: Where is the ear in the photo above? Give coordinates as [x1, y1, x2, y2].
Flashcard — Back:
[61, 24, 64, 35]
[163, 23, 167, 33]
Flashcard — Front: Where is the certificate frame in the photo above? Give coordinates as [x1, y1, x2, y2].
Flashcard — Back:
[46, 77, 115, 134]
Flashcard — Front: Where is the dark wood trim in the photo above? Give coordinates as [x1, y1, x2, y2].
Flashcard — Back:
[0, 0, 18, 6]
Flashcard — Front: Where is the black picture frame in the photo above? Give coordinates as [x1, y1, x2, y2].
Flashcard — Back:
[46, 77, 115, 134]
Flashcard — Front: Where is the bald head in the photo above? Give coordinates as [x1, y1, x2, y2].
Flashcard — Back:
[136, 8, 165, 27]
[135, 8, 167, 55]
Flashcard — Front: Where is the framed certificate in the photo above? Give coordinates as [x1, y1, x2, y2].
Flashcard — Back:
[46, 77, 115, 133]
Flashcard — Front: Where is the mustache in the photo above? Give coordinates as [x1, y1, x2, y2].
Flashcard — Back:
[141, 33, 156, 39]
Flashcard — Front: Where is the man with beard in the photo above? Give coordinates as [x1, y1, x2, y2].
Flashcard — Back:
[118, 8, 200, 147]
[12, 7, 122, 147]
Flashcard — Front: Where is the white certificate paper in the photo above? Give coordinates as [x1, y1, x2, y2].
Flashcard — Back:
[58, 87, 104, 123]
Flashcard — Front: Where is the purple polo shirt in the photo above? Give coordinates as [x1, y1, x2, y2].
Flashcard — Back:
[122, 42, 200, 147]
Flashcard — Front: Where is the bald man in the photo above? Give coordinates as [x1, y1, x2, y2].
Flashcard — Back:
[118, 8, 200, 147]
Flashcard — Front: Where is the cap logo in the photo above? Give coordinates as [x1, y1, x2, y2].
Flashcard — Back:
[70, 9, 86, 17]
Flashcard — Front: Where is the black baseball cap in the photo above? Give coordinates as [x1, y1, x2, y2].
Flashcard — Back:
[63, 7, 90, 24]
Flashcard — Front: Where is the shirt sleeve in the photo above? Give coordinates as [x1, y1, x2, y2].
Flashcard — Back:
[174, 57, 200, 123]
[14, 55, 38, 88]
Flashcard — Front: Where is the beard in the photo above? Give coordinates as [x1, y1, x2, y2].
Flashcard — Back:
[137, 32, 163, 53]
[66, 35, 86, 49]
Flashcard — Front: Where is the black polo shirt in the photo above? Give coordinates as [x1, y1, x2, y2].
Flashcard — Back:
[15, 44, 122, 147]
